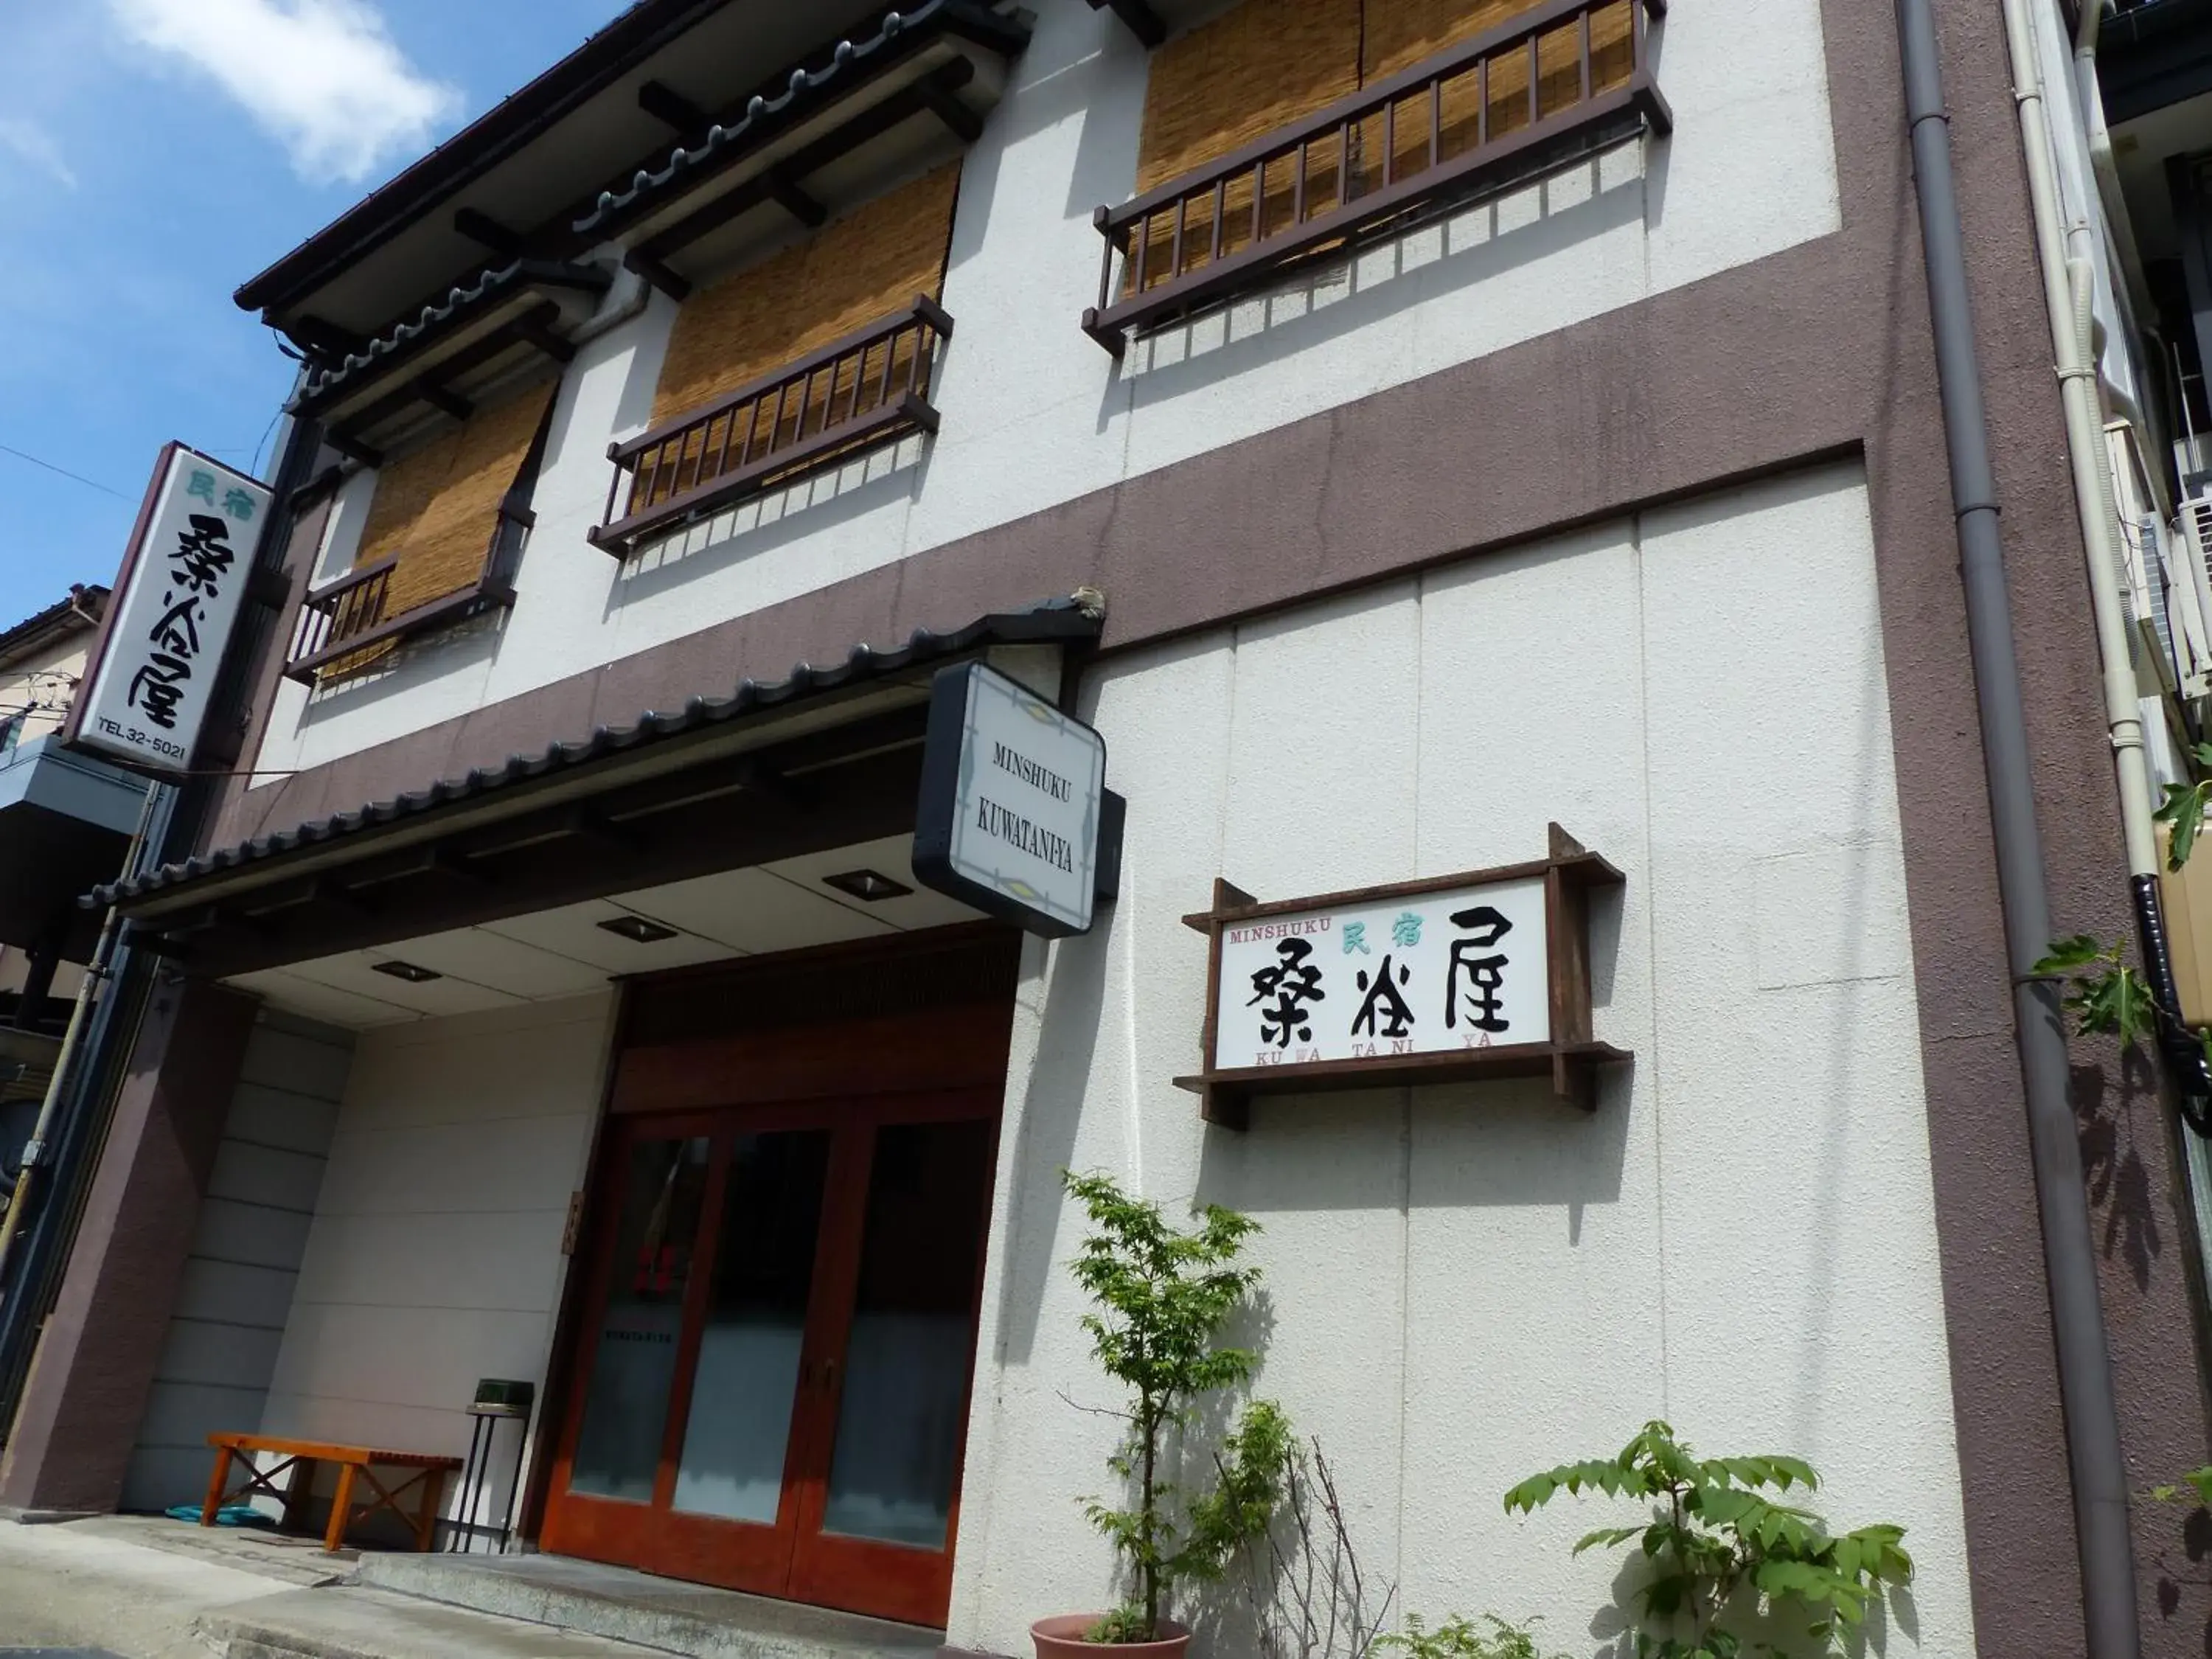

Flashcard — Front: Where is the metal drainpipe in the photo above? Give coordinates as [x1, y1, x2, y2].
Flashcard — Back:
[1893, 1, 2142, 1655]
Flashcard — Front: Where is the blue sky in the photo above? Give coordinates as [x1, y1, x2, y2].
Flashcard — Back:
[0, 0, 624, 628]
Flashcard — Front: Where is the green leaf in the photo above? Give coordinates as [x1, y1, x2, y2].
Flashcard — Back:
[2157, 779, 2212, 870]
[2034, 933, 2108, 974]
[2071, 960, 2155, 1048]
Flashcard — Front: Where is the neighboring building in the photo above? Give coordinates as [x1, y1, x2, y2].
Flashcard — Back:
[2, 1, 2208, 1656]
[0, 585, 145, 1029]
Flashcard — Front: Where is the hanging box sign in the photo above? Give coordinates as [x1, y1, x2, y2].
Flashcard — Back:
[66, 443, 272, 779]
[1178, 825, 1630, 1129]
[914, 662, 1117, 937]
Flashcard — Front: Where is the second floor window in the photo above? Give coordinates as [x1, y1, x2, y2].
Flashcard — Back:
[594, 163, 961, 557]
[1086, 0, 1660, 352]
[286, 378, 556, 683]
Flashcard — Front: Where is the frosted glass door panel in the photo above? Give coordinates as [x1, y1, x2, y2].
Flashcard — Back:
[821, 1119, 993, 1547]
[672, 1129, 831, 1523]
[571, 1136, 709, 1501]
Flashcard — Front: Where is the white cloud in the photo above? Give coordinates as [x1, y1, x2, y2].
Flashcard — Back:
[108, 0, 462, 184]
[0, 118, 77, 189]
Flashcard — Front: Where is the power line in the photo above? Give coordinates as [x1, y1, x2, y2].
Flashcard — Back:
[0, 443, 129, 501]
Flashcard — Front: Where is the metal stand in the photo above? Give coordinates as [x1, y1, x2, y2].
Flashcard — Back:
[445, 1378, 535, 1554]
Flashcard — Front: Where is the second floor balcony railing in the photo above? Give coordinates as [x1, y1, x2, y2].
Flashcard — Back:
[589, 295, 953, 557]
[283, 500, 532, 683]
[1082, 0, 1669, 354]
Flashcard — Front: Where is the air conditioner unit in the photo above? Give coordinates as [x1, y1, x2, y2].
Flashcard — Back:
[2173, 490, 2212, 700]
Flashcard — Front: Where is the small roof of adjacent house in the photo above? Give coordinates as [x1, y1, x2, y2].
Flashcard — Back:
[0, 587, 107, 677]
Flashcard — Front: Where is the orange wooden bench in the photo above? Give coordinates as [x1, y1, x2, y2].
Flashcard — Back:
[201, 1432, 462, 1553]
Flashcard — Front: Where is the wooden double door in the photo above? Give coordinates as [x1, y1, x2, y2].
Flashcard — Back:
[540, 1089, 999, 1626]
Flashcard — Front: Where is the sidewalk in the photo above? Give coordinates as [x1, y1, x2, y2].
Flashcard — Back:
[0, 1517, 665, 1658]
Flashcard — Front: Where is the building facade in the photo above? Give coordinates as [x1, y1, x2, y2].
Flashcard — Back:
[1, 0, 2207, 1655]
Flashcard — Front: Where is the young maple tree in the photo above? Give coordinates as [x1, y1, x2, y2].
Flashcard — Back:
[1061, 1169, 1290, 1643]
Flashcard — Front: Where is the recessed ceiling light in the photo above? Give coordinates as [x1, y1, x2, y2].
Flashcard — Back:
[823, 867, 913, 902]
[597, 914, 681, 943]
[370, 959, 442, 983]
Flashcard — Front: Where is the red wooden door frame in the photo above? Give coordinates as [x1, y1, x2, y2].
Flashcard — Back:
[785, 1093, 1001, 1625]
[540, 1091, 999, 1627]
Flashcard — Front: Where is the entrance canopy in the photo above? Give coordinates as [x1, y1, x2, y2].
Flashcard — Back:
[89, 598, 1099, 1004]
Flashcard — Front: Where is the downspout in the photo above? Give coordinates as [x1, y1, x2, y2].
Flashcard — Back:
[1893, 3, 2143, 1656]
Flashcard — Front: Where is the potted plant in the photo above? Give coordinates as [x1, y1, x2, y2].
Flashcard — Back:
[1503, 1421, 1913, 1658]
[1034, 1169, 1291, 1659]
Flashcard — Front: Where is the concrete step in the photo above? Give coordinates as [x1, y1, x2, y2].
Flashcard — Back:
[350, 1553, 943, 1659]
[195, 1584, 669, 1658]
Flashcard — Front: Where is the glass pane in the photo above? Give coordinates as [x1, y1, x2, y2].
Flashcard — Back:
[821, 1119, 994, 1548]
[672, 1129, 832, 1523]
[569, 1136, 710, 1501]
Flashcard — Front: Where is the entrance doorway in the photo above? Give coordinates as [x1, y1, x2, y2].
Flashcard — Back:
[543, 1094, 997, 1624]
[538, 928, 1019, 1628]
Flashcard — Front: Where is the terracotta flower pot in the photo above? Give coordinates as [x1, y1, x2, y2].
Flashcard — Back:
[1029, 1615, 1192, 1659]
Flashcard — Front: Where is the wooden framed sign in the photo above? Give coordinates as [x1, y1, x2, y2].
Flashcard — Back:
[1177, 824, 1629, 1129]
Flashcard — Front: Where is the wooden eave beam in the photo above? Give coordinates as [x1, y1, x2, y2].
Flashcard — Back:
[414, 377, 475, 422]
[513, 311, 579, 364]
[765, 171, 827, 228]
[622, 247, 692, 302]
[633, 57, 978, 270]
[638, 78, 709, 136]
[1085, 0, 1166, 49]
[323, 428, 384, 469]
[916, 80, 983, 142]
[284, 313, 366, 361]
[453, 206, 524, 255]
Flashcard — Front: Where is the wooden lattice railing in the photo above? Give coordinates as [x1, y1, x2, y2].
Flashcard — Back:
[1082, 0, 1668, 353]
[589, 296, 953, 556]
[284, 503, 530, 684]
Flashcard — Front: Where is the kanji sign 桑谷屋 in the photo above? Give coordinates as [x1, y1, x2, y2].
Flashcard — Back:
[69, 445, 271, 777]
[1177, 827, 1630, 1128]
[1217, 877, 1552, 1062]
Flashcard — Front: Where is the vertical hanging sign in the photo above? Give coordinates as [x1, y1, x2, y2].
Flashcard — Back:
[66, 444, 271, 779]
[914, 662, 1113, 936]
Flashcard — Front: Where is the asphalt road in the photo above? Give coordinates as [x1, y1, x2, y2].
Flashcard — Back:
[0, 1522, 285, 1658]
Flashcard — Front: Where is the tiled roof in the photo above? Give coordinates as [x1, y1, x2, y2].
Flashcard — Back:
[573, 0, 1028, 236]
[299, 261, 526, 401]
[295, 260, 611, 409]
[90, 593, 1104, 908]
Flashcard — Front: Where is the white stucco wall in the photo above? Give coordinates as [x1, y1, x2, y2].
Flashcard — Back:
[256, 993, 615, 1524]
[251, 0, 1839, 780]
[950, 460, 1976, 1655]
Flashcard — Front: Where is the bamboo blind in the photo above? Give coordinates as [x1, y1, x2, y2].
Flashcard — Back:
[1366, 0, 1635, 171]
[1133, 0, 1363, 195]
[651, 163, 959, 428]
[354, 377, 554, 618]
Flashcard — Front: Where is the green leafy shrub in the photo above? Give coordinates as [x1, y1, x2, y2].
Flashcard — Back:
[1503, 1422, 1912, 1659]
[1062, 1169, 1291, 1642]
[1380, 1614, 1565, 1659]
